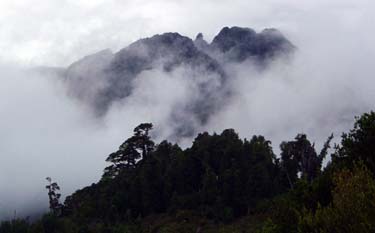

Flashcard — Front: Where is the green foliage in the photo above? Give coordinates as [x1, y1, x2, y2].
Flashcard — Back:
[103, 123, 155, 178]
[298, 163, 375, 233]
[61, 126, 285, 225]
[3, 111, 375, 233]
[0, 219, 30, 233]
[264, 195, 299, 233]
[256, 219, 279, 233]
[280, 134, 333, 188]
[334, 111, 375, 173]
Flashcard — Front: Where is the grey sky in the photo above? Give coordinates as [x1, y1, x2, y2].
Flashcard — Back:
[0, 0, 373, 66]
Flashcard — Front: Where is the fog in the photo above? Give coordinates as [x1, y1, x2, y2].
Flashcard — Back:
[1, 0, 375, 220]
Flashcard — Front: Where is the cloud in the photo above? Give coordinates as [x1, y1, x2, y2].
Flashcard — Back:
[0, 65, 126, 218]
[1, 0, 373, 66]
[1, 0, 375, 220]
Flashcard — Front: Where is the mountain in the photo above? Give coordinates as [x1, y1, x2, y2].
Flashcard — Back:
[210, 27, 295, 62]
[62, 26, 295, 138]
[64, 49, 114, 112]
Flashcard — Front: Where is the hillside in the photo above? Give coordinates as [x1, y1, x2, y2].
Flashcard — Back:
[2, 111, 375, 233]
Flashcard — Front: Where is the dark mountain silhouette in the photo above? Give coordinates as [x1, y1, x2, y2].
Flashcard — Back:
[210, 27, 295, 62]
[102, 33, 228, 137]
[62, 26, 294, 138]
[194, 32, 210, 51]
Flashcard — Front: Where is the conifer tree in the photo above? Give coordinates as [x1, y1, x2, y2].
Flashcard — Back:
[104, 123, 155, 178]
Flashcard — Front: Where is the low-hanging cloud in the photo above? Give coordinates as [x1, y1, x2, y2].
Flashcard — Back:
[0, 65, 119, 218]
[1, 0, 375, 220]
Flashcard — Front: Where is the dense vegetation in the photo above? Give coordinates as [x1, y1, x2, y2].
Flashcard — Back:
[1, 111, 375, 233]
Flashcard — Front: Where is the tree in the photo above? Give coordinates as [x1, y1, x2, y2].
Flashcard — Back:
[45, 177, 62, 216]
[104, 139, 140, 178]
[280, 134, 333, 188]
[133, 123, 154, 159]
[244, 136, 277, 211]
[298, 163, 375, 233]
[0, 219, 30, 233]
[104, 123, 155, 178]
[333, 111, 375, 173]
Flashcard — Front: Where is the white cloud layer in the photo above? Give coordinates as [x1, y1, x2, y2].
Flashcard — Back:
[0, 0, 373, 66]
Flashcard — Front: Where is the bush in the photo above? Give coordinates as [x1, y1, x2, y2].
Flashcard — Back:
[298, 163, 375, 233]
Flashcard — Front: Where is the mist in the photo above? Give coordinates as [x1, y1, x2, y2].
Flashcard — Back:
[1, 0, 375, 220]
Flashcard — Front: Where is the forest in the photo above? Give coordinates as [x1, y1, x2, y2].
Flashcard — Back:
[1, 111, 375, 233]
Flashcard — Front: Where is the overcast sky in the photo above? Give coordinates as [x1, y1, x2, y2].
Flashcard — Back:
[0, 0, 373, 66]
[1, 0, 375, 220]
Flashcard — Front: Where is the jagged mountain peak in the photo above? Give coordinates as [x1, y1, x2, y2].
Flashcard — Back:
[210, 26, 294, 62]
[112, 32, 210, 73]
[196, 32, 204, 40]
[194, 32, 209, 51]
[62, 26, 295, 138]
[211, 26, 257, 52]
